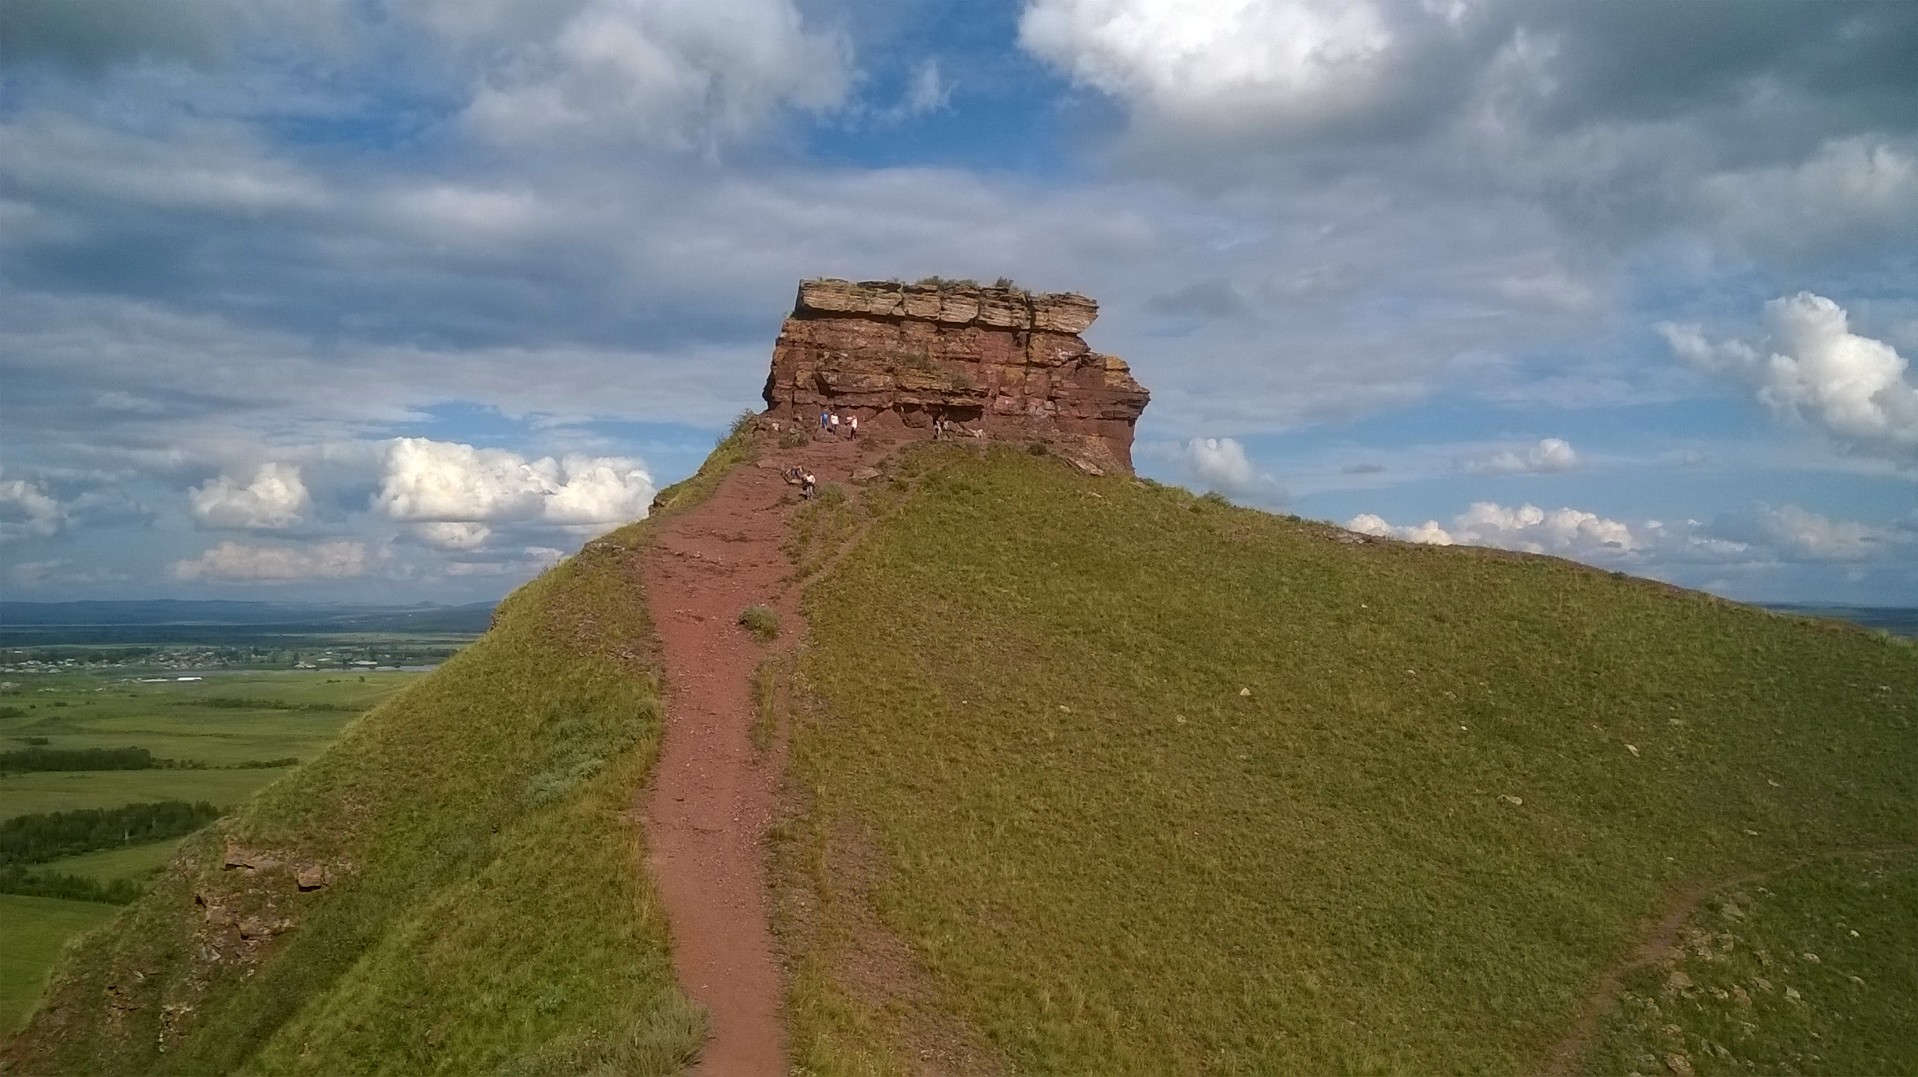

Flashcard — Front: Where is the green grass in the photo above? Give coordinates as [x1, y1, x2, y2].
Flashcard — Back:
[37, 838, 186, 883]
[0, 895, 120, 1033]
[752, 655, 784, 752]
[4, 423, 768, 1074]
[1582, 851, 1918, 1076]
[0, 769, 297, 821]
[780, 447, 1918, 1074]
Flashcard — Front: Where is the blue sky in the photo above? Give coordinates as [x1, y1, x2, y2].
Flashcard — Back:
[2, 0, 1914, 605]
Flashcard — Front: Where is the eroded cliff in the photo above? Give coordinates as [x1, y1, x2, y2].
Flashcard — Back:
[762, 278, 1150, 468]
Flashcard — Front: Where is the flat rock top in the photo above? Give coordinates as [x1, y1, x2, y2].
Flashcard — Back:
[796, 278, 1098, 333]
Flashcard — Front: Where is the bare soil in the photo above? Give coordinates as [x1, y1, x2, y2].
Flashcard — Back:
[641, 428, 871, 1075]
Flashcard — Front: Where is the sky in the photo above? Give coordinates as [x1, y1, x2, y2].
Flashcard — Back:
[2, 0, 1915, 607]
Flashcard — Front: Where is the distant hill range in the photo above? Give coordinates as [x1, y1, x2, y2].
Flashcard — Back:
[0, 600, 494, 642]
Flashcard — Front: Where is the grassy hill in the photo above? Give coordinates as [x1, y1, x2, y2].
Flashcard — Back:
[774, 446, 1916, 1075]
[9, 433, 1912, 1075]
[1, 427, 759, 1075]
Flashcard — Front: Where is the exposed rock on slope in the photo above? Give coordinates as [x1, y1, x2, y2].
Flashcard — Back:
[762, 278, 1150, 468]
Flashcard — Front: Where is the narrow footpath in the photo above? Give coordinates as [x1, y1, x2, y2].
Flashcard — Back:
[641, 429, 868, 1076]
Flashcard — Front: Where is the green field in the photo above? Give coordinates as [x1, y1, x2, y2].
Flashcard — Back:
[0, 896, 122, 1033]
[776, 446, 1918, 1074]
[38, 839, 187, 884]
[0, 671, 420, 1038]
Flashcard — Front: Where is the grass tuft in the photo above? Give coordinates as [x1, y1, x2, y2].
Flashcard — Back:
[739, 605, 780, 642]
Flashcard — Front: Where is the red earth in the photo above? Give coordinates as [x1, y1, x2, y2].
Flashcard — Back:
[641, 428, 870, 1075]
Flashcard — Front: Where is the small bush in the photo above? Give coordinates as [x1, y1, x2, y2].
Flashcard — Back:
[1027, 442, 1050, 456]
[739, 605, 780, 641]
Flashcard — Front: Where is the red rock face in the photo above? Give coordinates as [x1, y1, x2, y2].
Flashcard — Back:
[762, 279, 1151, 469]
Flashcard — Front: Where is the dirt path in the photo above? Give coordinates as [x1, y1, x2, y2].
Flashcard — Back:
[641, 430, 872, 1076]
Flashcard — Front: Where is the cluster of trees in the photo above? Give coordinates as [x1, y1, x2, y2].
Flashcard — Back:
[0, 800, 221, 865]
[0, 745, 157, 772]
[0, 867, 143, 905]
[169, 697, 352, 712]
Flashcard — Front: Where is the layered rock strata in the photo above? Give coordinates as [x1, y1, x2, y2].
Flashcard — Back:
[762, 278, 1150, 469]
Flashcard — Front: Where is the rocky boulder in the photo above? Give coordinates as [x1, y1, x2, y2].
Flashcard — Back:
[762, 278, 1151, 469]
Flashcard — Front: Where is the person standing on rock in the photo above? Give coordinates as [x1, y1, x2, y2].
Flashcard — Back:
[847, 414, 859, 440]
[801, 470, 817, 500]
[819, 408, 829, 432]
[829, 412, 840, 437]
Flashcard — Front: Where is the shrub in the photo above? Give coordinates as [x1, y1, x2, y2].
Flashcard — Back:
[738, 605, 780, 641]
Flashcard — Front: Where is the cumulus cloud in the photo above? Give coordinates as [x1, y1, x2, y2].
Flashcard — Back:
[414, 522, 493, 550]
[1350, 500, 1904, 571]
[453, 0, 851, 150]
[1469, 437, 1579, 474]
[1663, 293, 1918, 464]
[1714, 504, 1885, 563]
[171, 539, 367, 581]
[375, 438, 654, 534]
[1350, 501, 1641, 559]
[1019, 0, 1400, 130]
[0, 469, 67, 540]
[1175, 436, 1277, 498]
[188, 462, 311, 529]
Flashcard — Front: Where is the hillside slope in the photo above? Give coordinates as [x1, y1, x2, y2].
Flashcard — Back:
[775, 446, 1918, 1075]
[0, 428, 767, 1075]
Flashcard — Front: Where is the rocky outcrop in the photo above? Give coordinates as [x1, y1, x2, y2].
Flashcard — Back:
[762, 278, 1150, 469]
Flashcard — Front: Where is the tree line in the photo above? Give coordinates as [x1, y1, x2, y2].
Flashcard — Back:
[1, 800, 222, 866]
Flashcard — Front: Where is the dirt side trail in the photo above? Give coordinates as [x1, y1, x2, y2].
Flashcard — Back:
[641, 429, 869, 1076]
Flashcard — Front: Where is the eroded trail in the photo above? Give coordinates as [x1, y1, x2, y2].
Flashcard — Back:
[641, 432, 867, 1076]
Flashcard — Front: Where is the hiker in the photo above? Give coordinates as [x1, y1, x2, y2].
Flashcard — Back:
[819, 408, 829, 432]
[801, 470, 817, 500]
[931, 415, 942, 441]
[829, 412, 840, 437]
[847, 414, 859, 440]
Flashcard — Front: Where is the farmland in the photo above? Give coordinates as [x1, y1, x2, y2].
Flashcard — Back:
[0, 669, 423, 1030]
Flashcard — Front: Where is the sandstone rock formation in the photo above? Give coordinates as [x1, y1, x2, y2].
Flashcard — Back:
[762, 278, 1150, 468]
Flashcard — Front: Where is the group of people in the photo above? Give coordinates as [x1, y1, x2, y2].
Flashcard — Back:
[811, 406, 967, 442]
[818, 408, 859, 440]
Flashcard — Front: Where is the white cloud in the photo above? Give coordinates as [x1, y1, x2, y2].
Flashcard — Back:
[188, 462, 310, 529]
[414, 521, 493, 550]
[171, 539, 366, 581]
[1718, 504, 1886, 563]
[376, 438, 554, 523]
[375, 438, 654, 534]
[1663, 293, 1918, 464]
[879, 59, 953, 124]
[1351, 500, 1904, 570]
[454, 0, 851, 150]
[0, 469, 67, 540]
[1176, 436, 1273, 497]
[1019, 0, 1398, 127]
[542, 455, 656, 526]
[1349, 501, 1641, 559]
[1469, 436, 1578, 474]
